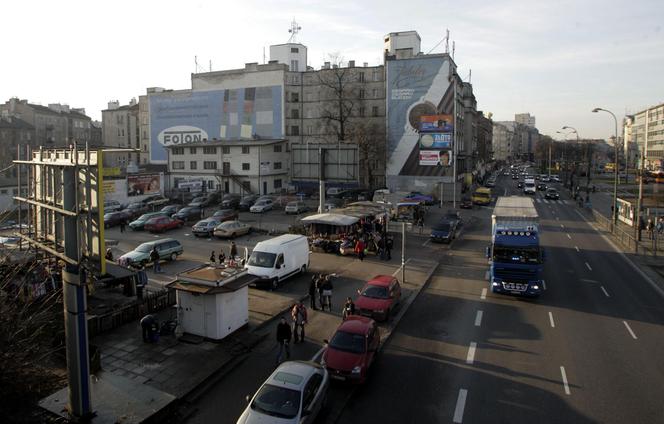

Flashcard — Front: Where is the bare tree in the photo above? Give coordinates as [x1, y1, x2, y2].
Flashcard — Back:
[317, 54, 358, 142]
[350, 120, 385, 191]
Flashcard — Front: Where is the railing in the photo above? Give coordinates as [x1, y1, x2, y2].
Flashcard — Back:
[588, 209, 659, 257]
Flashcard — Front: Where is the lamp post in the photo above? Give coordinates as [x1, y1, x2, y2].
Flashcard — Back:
[561, 126, 580, 191]
[592, 108, 619, 230]
[556, 130, 573, 186]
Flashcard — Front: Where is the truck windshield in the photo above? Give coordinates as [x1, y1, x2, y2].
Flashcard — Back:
[493, 246, 541, 264]
[248, 251, 277, 268]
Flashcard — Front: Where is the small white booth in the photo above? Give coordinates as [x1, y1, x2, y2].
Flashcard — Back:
[168, 265, 257, 340]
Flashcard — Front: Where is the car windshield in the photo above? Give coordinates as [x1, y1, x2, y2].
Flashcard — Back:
[493, 246, 541, 264]
[179, 207, 192, 213]
[135, 243, 153, 253]
[248, 251, 277, 268]
[361, 284, 389, 299]
[287, 202, 297, 207]
[433, 223, 451, 231]
[547, 189, 557, 194]
[329, 330, 366, 354]
[250, 383, 301, 419]
[474, 192, 490, 200]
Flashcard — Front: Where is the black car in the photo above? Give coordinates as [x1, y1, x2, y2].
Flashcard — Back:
[104, 211, 130, 228]
[173, 206, 203, 222]
[238, 195, 259, 211]
[430, 219, 457, 243]
[545, 188, 560, 200]
[123, 202, 149, 220]
[460, 196, 473, 209]
[188, 196, 213, 208]
[537, 183, 547, 191]
[160, 204, 183, 217]
[220, 194, 241, 209]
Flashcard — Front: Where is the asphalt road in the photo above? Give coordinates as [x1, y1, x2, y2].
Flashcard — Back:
[335, 175, 664, 424]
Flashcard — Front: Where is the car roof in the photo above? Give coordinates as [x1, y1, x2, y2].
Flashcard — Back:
[267, 361, 322, 391]
[366, 275, 396, 287]
[337, 315, 374, 335]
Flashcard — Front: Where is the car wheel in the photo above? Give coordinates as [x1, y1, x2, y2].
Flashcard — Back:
[170, 252, 177, 261]
[271, 278, 278, 291]
[231, 232, 236, 238]
[300, 265, 306, 274]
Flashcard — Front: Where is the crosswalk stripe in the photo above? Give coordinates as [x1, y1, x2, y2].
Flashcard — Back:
[543, 199, 549, 204]
[535, 198, 542, 203]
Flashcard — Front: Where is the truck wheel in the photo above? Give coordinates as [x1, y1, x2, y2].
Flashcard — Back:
[300, 265, 306, 274]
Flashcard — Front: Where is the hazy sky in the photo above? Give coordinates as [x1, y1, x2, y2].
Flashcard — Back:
[3, 0, 662, 139]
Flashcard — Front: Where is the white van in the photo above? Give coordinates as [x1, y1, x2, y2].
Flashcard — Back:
[246, 234, 310, 290]
[524, 178, 536, 195]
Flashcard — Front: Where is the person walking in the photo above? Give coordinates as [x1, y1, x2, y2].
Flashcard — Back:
[646, 218, 654, 240]
[318, 277, 325, 311]
[275, 316, 291, 365]
[385, 234, 393, 261]
[321, 274, 334, 311]
[210, 251, 216, 263]
[656, 217, 664, 235]
[105, 248, 114, 262]
[342, 297, 356, 320]
[354, 238, 365, 262]
[150, 246, 161, 273]
[230, 241, 238, 261]
[119, 219, 126, 233]
[291, 301, 307, 343]
[218, 250, 226, 265]
[309, 274, 319, 310]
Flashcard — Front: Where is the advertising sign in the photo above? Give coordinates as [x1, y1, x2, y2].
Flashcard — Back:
[419, 133, 452, 149]
[420, 114, 454, 133]
[178, 180, 203, 193]
[127, 174, 160, 197]
[419, 150, 453, 167]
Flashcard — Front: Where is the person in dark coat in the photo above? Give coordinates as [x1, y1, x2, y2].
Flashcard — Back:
[275, 316, 292, 365]
[210, 251, 216, 263]
[230, 241, 238, 260]
[140, 314, 157, 342]
[150, 246, 161, 273]
[218, 250, 226, 265]
[309, 274, 319, 310]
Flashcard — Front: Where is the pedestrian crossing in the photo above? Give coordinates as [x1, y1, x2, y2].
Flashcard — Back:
[534, 198, 571, 205]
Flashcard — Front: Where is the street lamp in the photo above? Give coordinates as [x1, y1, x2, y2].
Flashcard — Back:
[561, 126, 580, 191]
[592, 107, 619, 229]
[557, 130, 574, 186]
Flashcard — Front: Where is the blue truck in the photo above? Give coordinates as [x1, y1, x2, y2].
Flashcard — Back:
[487, 196, 544, 297]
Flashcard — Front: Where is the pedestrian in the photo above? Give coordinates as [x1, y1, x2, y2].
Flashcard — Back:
[119, 219, 126, 233]
[218, 250, 226, 265]
[210, 251, 216, 263]
[385, 235, 393, 260]
[647, 218, 654, 240]
[275, 316, 291, 365]
[230, 241, 238, 260]
[342, 297, 356, 320]
[318, 277, 325, 310]
[657, 217, 664, 235]
[309, 274, 319, 310]
[291, 301, 307, 343]
[105, 248, 114, 262]
[354, 238, 365, 262]
[140, 314, 157, 343]
[150, 246, 161, 273]
[321, 274, 333, 311]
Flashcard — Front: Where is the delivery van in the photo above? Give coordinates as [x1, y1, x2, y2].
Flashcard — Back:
[245, 234, 310, 290]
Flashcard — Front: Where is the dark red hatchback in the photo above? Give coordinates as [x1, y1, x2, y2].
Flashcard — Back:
[355, 275, 402, 321]
[322, 316, 380, 384]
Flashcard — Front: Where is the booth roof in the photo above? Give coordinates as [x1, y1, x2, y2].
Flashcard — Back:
[300, 213, 359, 226]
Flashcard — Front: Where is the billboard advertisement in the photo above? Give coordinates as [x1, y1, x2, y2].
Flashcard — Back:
[386, 56, 454, 178]
[419, 150, 453, 166]
[127, 174, 161, 197]
[149, 86, 283, 162]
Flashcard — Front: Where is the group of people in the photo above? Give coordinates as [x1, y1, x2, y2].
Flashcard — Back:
[275, 301, 309, 364]
[308, 273, 334, 311]
[642, 216, 664, 240]
[209, 241, 239, 266]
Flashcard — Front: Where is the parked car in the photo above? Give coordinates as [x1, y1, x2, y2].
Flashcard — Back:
[123, 202, 149, 220]
[103, 211, 130, 228]
[321, 316, 380, 384]
[537, 183, 547, 191]
[188, 196, 212, 208]
[545, 188, 560, 200]
[173, 206, 202, 222]
[141, 195, 170, 208]
[118, 238, 183, 266]
[220, 194, 241, 209]
[192, 218, 221, 237]
[355, 275, 402, 322]
[211, 209, 239, 222]
[144, 216, 184, 233]
[238, 195, 259, 211]
[285, 201, 309, 214]
[250, 199, 274, 213]
[460, 195, 473, 209]
[213, 220, 252, 239]
[160, 204, 183, 217]
[129, 212, 168, 231]
[246, 234, 309, 289]
[444, 209, 461, 226]
[403, 191, 435, 205]
[237, 361, 329, 424]
[430, 219, 457, 243]
[103, 199, 123, 213]
[485, 179, 496, 188]
[541, 175, 551, 182]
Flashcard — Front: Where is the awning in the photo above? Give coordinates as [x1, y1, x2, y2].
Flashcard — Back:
[300, 213, 359, 226]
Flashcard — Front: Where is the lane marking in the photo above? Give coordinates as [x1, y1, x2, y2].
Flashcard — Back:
[600, 286, 610, 297]
[549, 311, 556, 328]
[542, 279, 547, 290]
[580, 278, 597, 283]
[623, 321, 638, 339]
[474, 310, 483, 327]
[575, 246, 580, 252]
[585, 262, 592, 271]
[453, 389, 468, 423]
[566, 234, 572, 239]
[543, 199, 549, 204]
[466, 342, 477, 365]
[560, 366, 571, 395]
[481, 288, 487, 300]
[556, 216, 560, 221]
[560, 224, 565, 229]
[392, 258, 413, 277]
[422, 239, 431, 247]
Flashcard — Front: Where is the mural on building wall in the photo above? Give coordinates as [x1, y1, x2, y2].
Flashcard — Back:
[386, 56, 454, 177]
[149, 87, 283, 162]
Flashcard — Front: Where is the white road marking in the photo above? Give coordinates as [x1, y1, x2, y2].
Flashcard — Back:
[484, 271, 490, 281]
[560, 224, 565, 229]
[575, 246, 580, 252]
[542, 279, 547, 290]
[481, 288, 487, 300]
[453, 389, 468, 423]
[556, 216, 560, 221]
[623, 321, 638, 339]
[567, 234, 572, 239]
[184, 233, 191, 236]
[560, 366, 571, 395]
[392, 258, 413, 277]
[466, 342, 477, 364]
[535, 198, 542, 203]
[474, 310, 483, 327]
[549, 311, 556, 328]
[600, 286, 610, 297]
[580, 278, 597, 283]
[585, 262, 592, 271]
[423, 239, 431, 247]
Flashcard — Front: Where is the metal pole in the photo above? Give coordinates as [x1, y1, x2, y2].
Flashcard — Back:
[548, 141, 552, 178]
[401, 221, 405, 284]
[439, 182, 444, 209]
[452, 77, 457, 209]
[612, 114, 619, 228]
[257, 144, 261, 195]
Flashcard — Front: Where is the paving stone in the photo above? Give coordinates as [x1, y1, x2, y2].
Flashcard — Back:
[133, 375, 149, 384]
[162, 348, 177, 356]
[123, 344, 139, 353]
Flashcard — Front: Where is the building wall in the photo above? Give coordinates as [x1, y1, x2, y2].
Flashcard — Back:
[102, 102, 139, 169]
[628, 103, 664, 169]
[270, 44, 307, 72]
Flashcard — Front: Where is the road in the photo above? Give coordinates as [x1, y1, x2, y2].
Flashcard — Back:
[335, 175, 664, 423]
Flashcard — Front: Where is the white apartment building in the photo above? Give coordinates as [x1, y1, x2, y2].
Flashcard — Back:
[492, 122, 515, 161]
[625, 102, 664, 169]
[515, 113, 536, 128]
[166, 139, 289, 196]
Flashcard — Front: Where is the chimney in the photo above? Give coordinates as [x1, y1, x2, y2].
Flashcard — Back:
[107, 100, 120, 110]
[363, 62, 368, 67]
[323, 61, 330, 69]
[348, 60, 355, 67]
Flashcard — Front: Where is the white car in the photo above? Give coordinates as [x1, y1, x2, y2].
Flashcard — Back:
[250, 199, 273, 213]
[237, 361, 329, 424]
[285, 201, 308, 214]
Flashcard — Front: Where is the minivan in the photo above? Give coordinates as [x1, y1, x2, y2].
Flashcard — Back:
[246, 234, 310, 290]
[118, 238, 183, 267]
[103, 199, 123, 213]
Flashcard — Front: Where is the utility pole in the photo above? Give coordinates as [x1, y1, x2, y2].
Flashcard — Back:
[401, 222, 406, 284]
[548, 140, 552, 178]
[452, 75, 457, 209]
[635, 110, 648, 242]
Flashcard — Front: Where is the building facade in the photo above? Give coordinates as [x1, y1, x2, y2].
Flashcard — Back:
[515, 113, 536, 128]
[624, 102, 664, 170]
[0, 115, 35, 213]
[101, 100, 140, 171]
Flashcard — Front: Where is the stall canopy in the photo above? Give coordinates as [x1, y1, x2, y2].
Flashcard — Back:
[300, 213, 359, 226]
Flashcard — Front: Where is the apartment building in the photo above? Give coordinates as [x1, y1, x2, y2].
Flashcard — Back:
[101, 100, 140, 171]
[624, 102, 664, 170]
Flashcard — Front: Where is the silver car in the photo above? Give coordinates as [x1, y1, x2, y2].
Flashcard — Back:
[285, 201, 308, 214]
[237, 361, 329, 424]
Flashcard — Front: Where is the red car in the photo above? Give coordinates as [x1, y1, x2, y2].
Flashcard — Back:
[322, 316, 380, 383]
[144, 216, 183, 233]
[355, 275, 402, 321]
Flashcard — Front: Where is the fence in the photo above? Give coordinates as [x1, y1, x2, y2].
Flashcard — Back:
[589, 209, 659, 257]
[87, 289, 176, 338]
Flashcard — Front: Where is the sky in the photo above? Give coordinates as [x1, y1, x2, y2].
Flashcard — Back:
[2, 0, 663, 140]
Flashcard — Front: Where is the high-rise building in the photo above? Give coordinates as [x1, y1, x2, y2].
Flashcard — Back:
[624, 102, 664, 170]
[515, 113, 536, 128]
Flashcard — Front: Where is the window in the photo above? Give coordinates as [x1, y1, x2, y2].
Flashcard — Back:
[290, 126, 300, 136]
[190, 147, 197, 154]
[291, 92, 299, 102]
[372, 106, 379, 117]
[302, 374, 323, 410]
[291, 47, 299, 53]
[222, 146, 230, 154]
[207, 180, 214, 189]
[242, 146, 250, 154]
[291, 109, 299, 119]
[372, 88, 378, 98]
[306, 126, 313, 135]
[242, 163, 250, 171]
[359, 89, 365, 99]
[203, 146, 217, 154]
[172, 161, 185, 170]
[373, 70, 381, 81]
[274, 179, 282, 189]
[290, 60, 299, 71]
[203, 161, 217, 169]
[358, 72, 365, 82]
[274, 162, 282, 170]
[190, 161, 197, 170]
[172, 147, 184, 155]
[274, 145, 282, 152]
[358, 107, 365, 117]
[121, 129, 125, 137]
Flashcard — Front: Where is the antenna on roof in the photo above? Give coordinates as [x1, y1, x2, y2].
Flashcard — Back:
[468, 69, 472, 83]
[288, 18, 302, 43]
[452, 41, 456, 60]
[445, 29, 450, 53]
